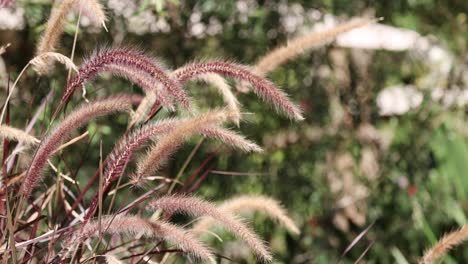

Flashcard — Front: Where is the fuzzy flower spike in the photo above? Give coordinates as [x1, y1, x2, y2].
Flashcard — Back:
[174, 61, 304, 121]
[20, 94, 137, 198]
[54, 47, 189, 119]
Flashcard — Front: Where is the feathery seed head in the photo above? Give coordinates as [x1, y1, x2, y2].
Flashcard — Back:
[134, 109, 236, 180]
[149, 195, 273, 262]
[20, 94, 135, 198]
[34, 0, 107, 74]
[174, 60, 303, 121]
[62, 214, 216, 263]
[254, 18, 379, 76]
[61, 47, 188, 112]
[420, 225, 468, 264]
[0, 125, 40, 145]
[193, 195, 299, 235]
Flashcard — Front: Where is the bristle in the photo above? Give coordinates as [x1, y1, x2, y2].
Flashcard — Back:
[78, 0, 107, 29]
[105, 64, 175, 110]
[149, 195, 273, 262]
[34, 0, 107, 74]
[34, 0, 75, 74]
[201, 127, 263, 153]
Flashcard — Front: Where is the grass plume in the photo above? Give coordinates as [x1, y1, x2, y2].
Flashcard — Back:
[30, 52, 78, 73]
[148, 195, 272, 262]
[0, 125, 40, 145]
[20, 94, 135, 198]
[254, 18, 378, 76]
[61, 214, 216, 263]
[194, 73, 241, 124]
[34, 0, 106, 74]
[134, 109, 240, 180]
[57, 48, 188, 118]
[174, 61, 303, 120]
[201, 126, 263, 153]
[419, 225, 468, 264]
[193, 195, 299, 235]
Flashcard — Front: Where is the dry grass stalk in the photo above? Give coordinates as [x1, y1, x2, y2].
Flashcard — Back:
[420, 225, 468, 264]
[35, 0, 75, 69]
[193, 195, 299, 235]
[134, 109, 236, 180]
[0, 125, 40, 145]
[34, 0, 107, 74]
[254, 18, 378, 76]
[78, 0, 108, 30]
[62, 214, 216, 263]
[174, 61, 303, 120]
[30, 52, 78, 73]
[20, 94, 135, 198]
[148, 195, 272, 262]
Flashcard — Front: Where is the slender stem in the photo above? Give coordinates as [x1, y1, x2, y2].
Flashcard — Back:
[167, 137, 205, 194]
[0, 62, 31, 125]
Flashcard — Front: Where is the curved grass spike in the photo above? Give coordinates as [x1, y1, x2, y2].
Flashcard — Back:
[191, 73, 242, 124]
[0, 125, 40, 145]
[20, 94, 138, 198]
[134, 109, 259, 182]
[254, 18, 379, 76]
[53, 47, 189, 120]
[61, 214, 216, 263]
[106, 64, 174, 110]
[30, 52, 79, 74]
[81, 109, 236, 224]
[201, 126, 263, 153]
[149, 195, 273, 263]
[34, 0, 107, 74]
[192, 195, 300, 235]
[174, 61, 304, 121]
[419, 225, 468, 264]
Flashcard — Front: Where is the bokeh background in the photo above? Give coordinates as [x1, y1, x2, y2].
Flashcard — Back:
[1, 0, 468, 263]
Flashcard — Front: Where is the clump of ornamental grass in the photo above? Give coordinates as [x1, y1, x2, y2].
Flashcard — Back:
[192, 195, 300, 235]
[149, 195, 272, 262]
[419, 225, 468, 264]
[1, 1, 309, 262]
